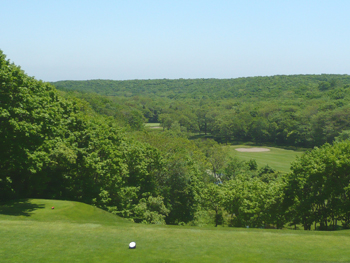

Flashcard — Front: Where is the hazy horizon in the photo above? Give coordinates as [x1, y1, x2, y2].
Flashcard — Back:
[50, 73, 350, 83]
[2, 0, 350, 82]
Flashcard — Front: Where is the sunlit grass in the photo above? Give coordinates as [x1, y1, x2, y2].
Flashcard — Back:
[227, 145, 304, 173]
[1, 199, 350, 262]
[144, 123, 161, 128]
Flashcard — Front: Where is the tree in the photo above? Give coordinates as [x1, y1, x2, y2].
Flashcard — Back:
[133, 195, 170, 224]
[284, 141, 350, 230]
[0, 50, 80, 199]
[202, 184, 225, 227]
[123, 109, 145, 130]
[334, 130, 350, 142]
[159, 113, 173, 130]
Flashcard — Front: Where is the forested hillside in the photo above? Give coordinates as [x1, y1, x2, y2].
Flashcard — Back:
[53, 75, 350, 99]
[0, 50, 208, 225]
[2, 50, 350, 230]
[53, 75, 350, 147]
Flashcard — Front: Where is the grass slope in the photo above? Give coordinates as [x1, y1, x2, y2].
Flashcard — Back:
[228, 145, 304, 173]
[1, 199, 350, 262]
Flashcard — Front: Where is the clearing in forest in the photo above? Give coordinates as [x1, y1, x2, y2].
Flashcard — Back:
[228, 145, 304, 173]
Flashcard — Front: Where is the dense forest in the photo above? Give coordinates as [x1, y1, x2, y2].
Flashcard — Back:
[1, 50, 350, 230]
[53, 75, 350, 147]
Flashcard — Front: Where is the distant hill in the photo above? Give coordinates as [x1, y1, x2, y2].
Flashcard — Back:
[52, 74, 350, 147]
[52, 74, 350, 100]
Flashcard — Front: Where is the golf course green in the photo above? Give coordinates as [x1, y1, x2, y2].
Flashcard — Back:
[228, 145, 304, 173]
[1, 199, 350, 262]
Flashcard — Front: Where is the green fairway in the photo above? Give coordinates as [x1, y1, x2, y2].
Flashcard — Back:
[227, 145, 304, 173]
[144, 123, 162, 128]
[1, 199, 350, 263]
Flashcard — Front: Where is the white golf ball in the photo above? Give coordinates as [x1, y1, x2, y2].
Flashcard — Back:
[129, 242, 136, 249]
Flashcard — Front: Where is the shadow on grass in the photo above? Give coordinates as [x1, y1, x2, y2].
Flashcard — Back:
[0, 199, 45, 217]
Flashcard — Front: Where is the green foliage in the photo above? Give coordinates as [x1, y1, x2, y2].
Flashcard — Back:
[133, 132, 208, 224]
[284, 141, 350, 230]
[60, 91, 146, 131]
[1, 49, 217, 226]
[3, 49, 350, 232]
[334, 129, 350, 142]
[222, 174, 286, 228]
[133, 195, 169, 224]
[201, 184, 225, 227]
[247, 159, 258, 171]
[194, 139, 228, 179]
[0, 50, 81, 199]
[53, 74, 350, 148]
[52, 75, 350, 100]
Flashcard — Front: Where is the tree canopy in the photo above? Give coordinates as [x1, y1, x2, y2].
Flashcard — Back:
[53, 75, 350, 148]
[2, 50, 350, 230]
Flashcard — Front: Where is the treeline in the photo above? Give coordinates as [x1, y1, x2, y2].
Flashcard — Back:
[0, 50, 209, 225]
[197, 140, 350, 230]
[2, 50, 350, 230]
[53, 75, 350, 148]
[52, 76, 350, 100]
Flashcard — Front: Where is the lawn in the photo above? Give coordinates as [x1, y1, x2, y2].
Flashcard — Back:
[227, 145, 304, 173]
[1, 199, 350, 262]
[144, 123, 162, 128]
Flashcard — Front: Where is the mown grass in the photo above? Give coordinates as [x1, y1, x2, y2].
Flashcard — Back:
[144, 123, 162, 128]
[1, 199, 350, 262]
[227, 145, 304, 173]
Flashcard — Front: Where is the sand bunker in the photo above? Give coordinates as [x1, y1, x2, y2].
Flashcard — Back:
[235, 147, 270, 152]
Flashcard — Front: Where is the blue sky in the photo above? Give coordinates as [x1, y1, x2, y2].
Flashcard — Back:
[1, 0, 349, 81]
